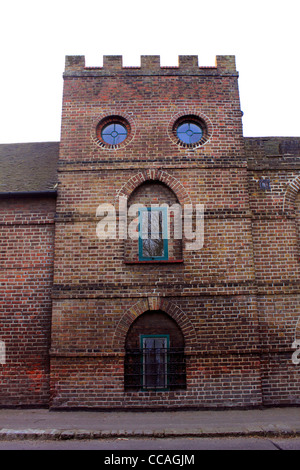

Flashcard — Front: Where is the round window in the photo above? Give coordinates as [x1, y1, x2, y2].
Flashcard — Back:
[172, 115, 209, 148]
[176, 121, 203, 145]
[101, 122, 128, 145]
[96, 116, 130, 148]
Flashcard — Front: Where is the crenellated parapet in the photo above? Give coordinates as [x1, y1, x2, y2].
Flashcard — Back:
[64, 54, 237, 76]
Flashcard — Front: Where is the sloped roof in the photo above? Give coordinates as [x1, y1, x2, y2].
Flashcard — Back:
[0, 138, 299, 194]
[0, 142, 59, 193]
[245, 137, 300, 170]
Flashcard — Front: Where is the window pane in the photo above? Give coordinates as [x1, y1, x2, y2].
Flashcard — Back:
[176, 123, 189, 133]
[189, 123, 202, 133]
[176, 120, 203, 145]
[101, 122, 127, 145]
[115, 133, 127, 144]
[115, 124, 127, 134]
[142, 239, 164, 258]
[103, 134, 114, 144]
[178, 134, 190, 144]
[189, 132, 202, 143]
[102, 124, 115, 135]
[139, 208, 168, 260]
[142, 210, 164, 258]
[143, 337, 167, 389]
[150, 210, 162, 239]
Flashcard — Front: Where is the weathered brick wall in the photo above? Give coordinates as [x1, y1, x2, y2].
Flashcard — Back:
[59, 56, 244, 167]
[50, 55, 264, 409]
[246, 138, 300, 404]
[50, 355, 262, 409]
[296, 193, 300, 259]
[2, 55, 298, 409]
[0, 196, 55, 406]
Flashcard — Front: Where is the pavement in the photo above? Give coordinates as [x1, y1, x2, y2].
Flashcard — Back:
[0, 407, 300, 440]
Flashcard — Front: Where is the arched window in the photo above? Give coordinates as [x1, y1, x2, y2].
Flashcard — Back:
[124, 310, 186, 391]
[124, 182, 183, 262]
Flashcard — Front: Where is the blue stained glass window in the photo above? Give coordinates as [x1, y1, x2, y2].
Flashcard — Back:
[101, 122, 127, 145]
[176, 121, 203, 144]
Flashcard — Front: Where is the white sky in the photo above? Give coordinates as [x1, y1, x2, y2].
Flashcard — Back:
[0, 0, 299, 144]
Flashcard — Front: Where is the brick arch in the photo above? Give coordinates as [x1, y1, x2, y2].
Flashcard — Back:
[115, 169, 191, 206]
[112, 298, 197, 352]
[283, 175, 300, 213]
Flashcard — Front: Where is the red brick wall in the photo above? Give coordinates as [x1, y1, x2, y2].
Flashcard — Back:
[50, 55, 264, 409]
[50, 355, 262, 409]
[2, 55, 299, 409]
[0, 196, 55, 406]
[296, 193, 300, 259]
[247, 143, 300, 405]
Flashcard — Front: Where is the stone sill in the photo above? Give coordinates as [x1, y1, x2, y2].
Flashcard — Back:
[50, 350, 125, 357]
[124, 259, 184, 265]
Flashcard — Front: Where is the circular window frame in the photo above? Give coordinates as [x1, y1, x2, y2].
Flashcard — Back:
[169, 113, 212, 149]
[101, 121, 128, 146]
[93, 114, 133, 150]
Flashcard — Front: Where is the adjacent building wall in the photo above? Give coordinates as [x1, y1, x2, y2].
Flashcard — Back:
[0, 195, 56, 406]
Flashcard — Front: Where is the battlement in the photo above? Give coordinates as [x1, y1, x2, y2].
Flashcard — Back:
[64, 55, 237, 76]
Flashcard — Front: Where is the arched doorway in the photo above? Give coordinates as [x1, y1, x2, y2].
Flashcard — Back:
[124, 310, 186, 391]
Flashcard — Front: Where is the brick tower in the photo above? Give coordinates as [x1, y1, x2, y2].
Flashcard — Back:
[48, 55, 300, 408]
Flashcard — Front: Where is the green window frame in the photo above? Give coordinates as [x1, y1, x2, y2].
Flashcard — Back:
[138, 207, 168, 261]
